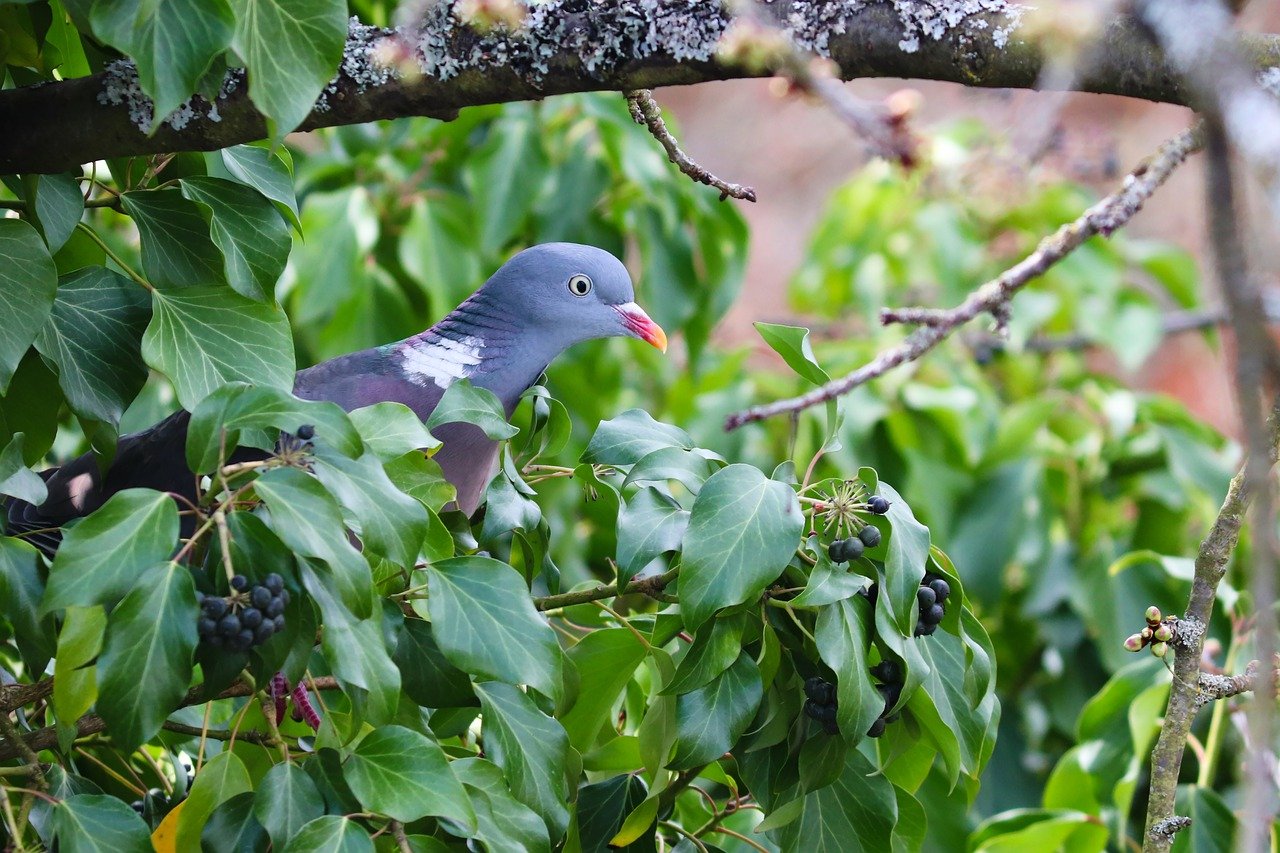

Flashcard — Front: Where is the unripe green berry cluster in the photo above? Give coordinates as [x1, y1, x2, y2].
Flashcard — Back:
[197, 573, 289, 653]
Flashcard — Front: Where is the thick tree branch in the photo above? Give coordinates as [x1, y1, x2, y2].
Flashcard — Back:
[2, 2, 1279, 174]
[725, 126, 1203, 430]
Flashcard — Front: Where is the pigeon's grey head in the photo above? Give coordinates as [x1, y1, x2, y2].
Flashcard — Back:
[478, 243, 667, 352]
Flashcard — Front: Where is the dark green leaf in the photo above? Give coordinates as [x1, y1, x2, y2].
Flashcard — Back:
[616, 486, 688, 585]
[879, 481, 931, 636]
[51, 794, 151, 853]
[279, 816, 374, 853]
[661, 614, 745, 696]
[52, 605, 106, 750]
[475, 681, 571, 840]
[142, 286, 294, 409]
[394, 617, 476, 709]
[342, 725, 476, 828]
[383, 452, 456, 513]
[0, 350, 62, 464]
[581, 409, 692, 466]
[26, 172, 84, 252]
[575, 774, 648, 853]
[559, 628, 649, 753]
[201, 792, 268, 853]
[0, 218, 57, 392]
[253, 763, 324, 847]
[0, 535, 56, 672]
[426, 556, 563, 702]
[426, 379, 518, 440]
[452, 758, 551, 853]
[774, 751, 897, 851]
[968, 809, 1110, 853]
[95, 561, 197, 750]
[815, 597, 884, 742]
[181, 176, 291, 300]
[121, 189, 226, 289]
[43, 489, 179, 613]
[0, 433, 46, 504]
[219, 144, 300, 231]
[35, 266, 150, 430]
[679, 464, 804, 630]
[670, 652, 763, 770]
[621, 446, 717, 494]
[228, 0, 348, 134]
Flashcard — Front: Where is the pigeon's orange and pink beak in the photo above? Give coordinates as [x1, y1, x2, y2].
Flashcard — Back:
[614, 302, 668, 353]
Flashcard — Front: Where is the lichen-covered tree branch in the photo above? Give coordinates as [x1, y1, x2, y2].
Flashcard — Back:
[3, 1, 1280, 174]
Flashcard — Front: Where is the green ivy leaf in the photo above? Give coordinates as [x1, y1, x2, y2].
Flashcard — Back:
[255, 467, 374, 618]
[279, 816, 374, 853]
[299, 560, 399, 722]
[621, 446, 718, 495]
[342, 725, 476, 829]
[95, 561, 197, 751]
[815, 597, 884, 743]
[35, 267, 151, 431]
[475, 681, 571, 841]
[969, 809, 1110, 853]
[51, 794, 152, 853]
[574, 774, 648, 853]
[616, 486, 688, 585]
[252, 763, 325, 848]
[228, 0, 348, 134]
[121, 190, 226, 289]
[426, 379, 518, 440]
[185, 383, 361, 473]
[879, 481, 931, 636]
[0, 433, 46, 504]
[661, 613, 746, 697]
[201, 792, 268, 853]
[753, 322, 830, 386]
[52, 605, 105, 752]
[142, 286, 294, 410]
[90, 0, 233, 124]
[42, 489, 179, 614]
[0, 218, 57, 393]
[670, 652, 762, 770]
[393, 617, 476, 709]
[180, 176, 291, 300]
[175, 751, 253, 852]
[0, 535, 56, 672]
[581, 409, 692, 466]
[452, 758, 551, 853]
[559, 628, 649, 753]
[774, 751, 897, 850]
[383, 452, 456, 514]
[0, 351, 62, 465]
[314, 449, 429, 568]
[678, 464, 804, 631]
[426, 556, 563, 703]
[25, 172, 84, 253]
[218, 144, 301, 232]
[348, 402, 441, 460]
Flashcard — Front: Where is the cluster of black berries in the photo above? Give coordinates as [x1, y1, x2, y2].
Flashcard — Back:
[829, 524, 882, 563]
[197, 573, 289, 653]
[803, 676, 839, 735]
[914, 574, 950, 637]
[867, 660, 903, 738]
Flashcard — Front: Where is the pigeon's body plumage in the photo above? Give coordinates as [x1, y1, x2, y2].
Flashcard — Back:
[6, 243, 666, 555]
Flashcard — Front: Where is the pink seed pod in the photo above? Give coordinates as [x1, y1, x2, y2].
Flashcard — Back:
[291, 683, 321, 730]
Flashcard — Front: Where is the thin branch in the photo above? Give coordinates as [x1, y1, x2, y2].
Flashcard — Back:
[625, 89, 756, 202]
[0, 677, 340, 762]
[725, 126, 1204, 430]
[1142, 120, 1280, 853]
[533, 567, 679, 612]
[1196, 658, 1280, 707]
[0, 713, 45, 792]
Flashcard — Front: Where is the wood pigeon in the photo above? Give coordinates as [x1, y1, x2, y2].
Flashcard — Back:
[6, 243, 667, 555]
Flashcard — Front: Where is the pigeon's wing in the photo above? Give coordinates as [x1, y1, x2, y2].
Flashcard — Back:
[5, 410, 197, 555]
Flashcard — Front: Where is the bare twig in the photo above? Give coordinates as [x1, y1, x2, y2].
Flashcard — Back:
[534, 567, 679, 612]
[725, 126, 1204, 430]
[0, 677, 340, 762]
[1196, 658, 1280, 707]
[1142, 121, 1280, 853]
[626, 90, 756, 202]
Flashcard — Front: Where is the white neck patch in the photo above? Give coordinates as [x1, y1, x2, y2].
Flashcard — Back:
[401, 335, 484, 389]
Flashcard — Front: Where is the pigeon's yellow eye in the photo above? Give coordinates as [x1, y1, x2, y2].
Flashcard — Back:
[568, 274, 592, 296]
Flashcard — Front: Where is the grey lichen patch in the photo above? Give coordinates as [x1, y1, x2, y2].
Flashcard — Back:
[1259, 66, 1280, 98]
[98, 60, 243, 133]
[98, 1, 1027, 133]
[1149, 815, 1192, 841]
[1169, 615, 1205, 653]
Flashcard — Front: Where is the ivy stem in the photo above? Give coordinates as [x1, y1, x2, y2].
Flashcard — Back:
[73, 222, 153, 292]
[533, 567, 679, 611]
[659, 820, 709, 853]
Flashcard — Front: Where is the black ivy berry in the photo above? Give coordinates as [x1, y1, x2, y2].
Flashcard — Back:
[804, 676, 835, 705]
[856, 582, 879, 608]
[867, 495, 891, 515]
[857, 525, 882, 548]
[196, 575, 289, 654]
[870, 660, 901, 684]
[924, 604, 945, 625]
[929, 578, 951, 602]
[866, 717, 887, 738]
[295, 424, 315, 441]
[917, 586, 936, 608]
[828, 539, 848, 563]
